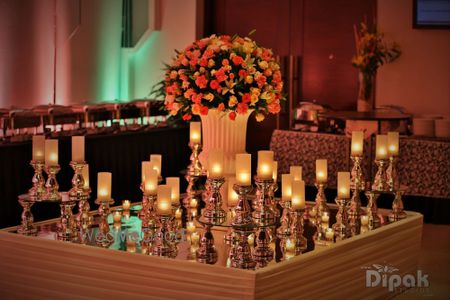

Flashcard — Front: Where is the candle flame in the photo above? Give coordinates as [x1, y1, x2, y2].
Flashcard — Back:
[389, 145, 396, 152]
[317, 171, 325, 178]
[261, 164, 270, 173]
[190, 199, 198, 208]
[49, 153, 58, 162]
[212, 164, 222, 174]
[191, 132, 199, 140]
[99, 189, 108, 196]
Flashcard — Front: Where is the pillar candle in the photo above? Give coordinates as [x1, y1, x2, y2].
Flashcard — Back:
[375, 135, 388, 160]
[337, 172, 350, 199]
[156, 185, 172, 215]
[281, 174, 293, 202]
[387, 132, 399, 156]
[141, 161, 152, 183]
[236, 153, 251, 185]
[32, 135, 45, 162]
[122, 200, 131, 210]
[82, 164, 90, 189]
[150, 154, 162, 176]
[316, 159, 327, 183]
[227, 177, 239, 207]
[257, 151, 274, 180]
[291, 180, 305, 210]
[166, 177, 180, 205]
[71, 136, 85, 163]
[187, 221, 196, 233]
[290, 166, 302, 181]
[351, 131, 364, 156]
[143, 164, 158, 195]
[97, 172, 112, 200]
[273, 161, 278, 181]
[45, 139, 58, 166]
[208, 149, 224, 178]
[190, 122, 201, 144]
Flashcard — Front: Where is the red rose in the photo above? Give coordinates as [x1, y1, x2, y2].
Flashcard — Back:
[195, 75, 207, 89]
[229, 111, 236, 120]
[238, 69, 247, 78]
[242, 93, 251, 104]
[217, 103, 225, 111]
[237, 103, 248, 114]
[232, 55, 244, 65]
[210, 80, 220, 90]
[182, 114, 192, 121]
[200, 106, 209, 115]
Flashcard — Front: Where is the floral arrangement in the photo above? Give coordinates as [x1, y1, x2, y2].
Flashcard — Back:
[153, 34, 284, 121]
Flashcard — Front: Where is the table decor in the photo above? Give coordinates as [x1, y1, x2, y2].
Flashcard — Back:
[276, 174, 293, 238]
[389, 190, 407, 222]
[43, 139, 62, 201]
[29, 135, 46, 201]
[350, 131, 365, 191]
[57, 193, 77, 241]
[313, 159, 329, 225]
[17, 194, 37, 235]
[202, 149, 226, 224]
[289, 180, 307, 254]
[372, 135, 389, 192]
[154, 33, 284, 175]
[95, 172, 114, 247]
[365, 189, 381, 229]
[253, 151, 276, 226]
[386, 131, 399, 191]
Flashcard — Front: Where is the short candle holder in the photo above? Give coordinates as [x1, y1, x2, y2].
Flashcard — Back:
[347, 189, 363, 225]
[151, 215, 177, 257]
[43, 164, 62, 201]
[69, 162, 91, 228]
[182, 142, 205, 210]
[28, 160, 46, 201]
[252, 177, 276, 227]
[386, 156, 399, 192]
[202, 177, 226, 224]
[57, 197, 78, 241]
[232, 184, 254, 227]
[17, 195, 37, 236]
[314, 182, 330, 226]
[289, 208, 307, 254]
[276, 201, 293, 239]
[365, 190, 381, 229]
[95, 198, 115, 248]
[332, 198, 350, 240]
[350, 156, 365, 191]
[139, 187, 157, 230]
[389, 190, 407, 222]
[196, 224, 218, 264]
[231, 229, 256, 269]
[252, 227, 274, 268]
[372, 159, 389, 192]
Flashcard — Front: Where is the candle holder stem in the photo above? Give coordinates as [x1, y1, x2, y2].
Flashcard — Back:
[372, 159, 388, 192]
[139, 190, 157, 230]
[386, 156, 399, 192]
[232, 184, 254, 227]
[276, 201, 293, 239]
[389, 190, 407, 222]
[57, 198, 77, 241]
[253, 177, 276, 227]
[252, 227, 274, 267]
[314, 182, 329, 224]
[44, 165, 62, 201]
[196, 224, 218, 264]
[365, 190, 381, 229]
[29, 160, 45, 201]
[69, 162, 91, 229]
[95, 198, 114, 248]
[151, 215, 177, 257]
[231, 229, 256, 269]
[290, 209, 307, 254]
[332, 198, 350, 240]
[17, 195, 37, 235]
[202, 177, 226, 224]
[188, 143, 204, 176]
[350, 156, 365, 191]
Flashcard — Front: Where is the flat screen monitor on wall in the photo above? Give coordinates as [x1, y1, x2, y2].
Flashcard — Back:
[413, 0, 450, 28]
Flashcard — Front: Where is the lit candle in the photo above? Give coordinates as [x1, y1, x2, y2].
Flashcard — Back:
[285, 238, 295, 252]
[227, 177, 239, 207]
[351, 131, 364, 156]
[208, 149, 224, 178]
[376, 135, 388, 160]
[257, 150, 274, 180]
[150, 154, 162, 177]
[281, 174, 293, 202]
[316, 159, 327, 183]
[236, 153, 251, 185]
[45, 139, 58, 166]
[32, 135, 45, 162]
[325, 228, 334, 241]
[291, 180, 305, 210]
[189, 198, 198, 208]
[321, 212, 330, 223]
[290, 166, 302, 181]
[387, 132, 399, 157]
[186, 221, 196, 233]
[113, 211, 122, 223]
[143, 163, 158, 195]
[191, 232, 200, 246]
[361, 215, 369, 226]
[156, 185, 172, 215]
[175, 208, 182, 219]
[190, 122, 201, 144]
[71, 136, 85, 163]
[273, 161, 278, 181]
[122, 200, 131, 210]
[97, 172, 112, 201]
[337, 172, 350, 199]
[166, 177, 180, 205]
[81, 165, 90, 189]
[309, 206, 317, 217]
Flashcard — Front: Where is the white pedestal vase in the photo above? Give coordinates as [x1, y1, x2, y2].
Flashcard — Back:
[199, 109, 253, 176]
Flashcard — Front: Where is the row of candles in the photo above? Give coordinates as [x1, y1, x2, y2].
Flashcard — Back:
[351, 130, 399, 158]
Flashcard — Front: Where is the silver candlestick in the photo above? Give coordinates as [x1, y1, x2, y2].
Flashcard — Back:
[276, 201, 293, 238]
[365, 190, 381, 229]
[389, 190, 407, 222]
[202, 177, 226, 224]
[253, 177, 276, 227]
[69, 161, 91, 229]
[372, 159, 389, 192]
[57, 197, 77, 241]
[17, 195, 37, 236]
[196, 224, 218, 264]
[231, 229, 256, 269]
[252, 227, 274, 268]
[28, 160, 45, 201]
[95, 198, 114, 248]
[139, 184, 157, 230]
[151, 215, 177, 257]
[350, 156, 365, 191]
[182, 142, 205, 209]
[314, 182, 329, 225]
[386, 156, 399, 192]
[290, 208, 307, 254]
[43, 164, 62, 201]
[332, 198, 350, 240]
[347, 190, 363, 225]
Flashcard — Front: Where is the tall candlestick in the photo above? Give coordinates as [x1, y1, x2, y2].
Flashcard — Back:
[71, 136, 85, 163]
[45, 140, 58, 166]
[208, 149, 224, 178]
[32, 135, 45, 162]
[143, 163, 158, 195]
[97, 172, 112, 200]
[316, 159, 328, 183]
[351, 131, 364, 156]
[387, 132, 399, 156]
[82, 164, 90, 189]
[291, 180, 305, 210]
[376, 135, 388, 160]
[257, 151, 274, 179]
[281, 174, 293, 202]
[166, 177, 180, 205]
[290, 166, 302, 181]
[227, 177, 239, 207]
[337, 172, 350, 199]
[190, 122, 201, 144]
[150, 154, 162, 177]
[236, 153, 251, 185]
[157, 185, 172, 215]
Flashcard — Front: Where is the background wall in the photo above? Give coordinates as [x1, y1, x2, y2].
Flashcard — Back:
[377, 0, 450, 117]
